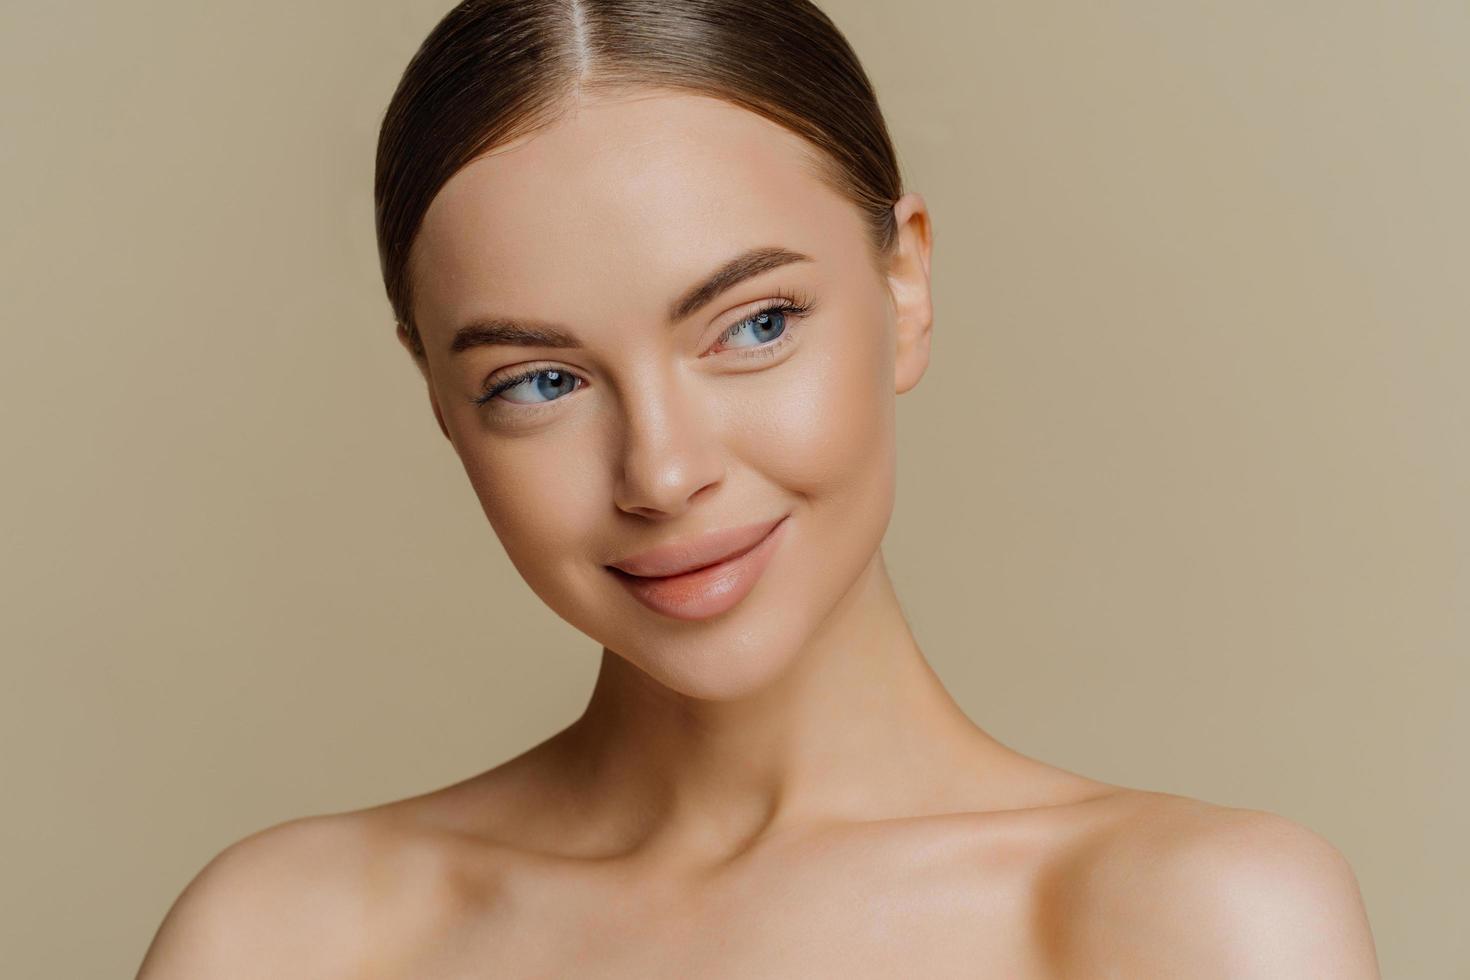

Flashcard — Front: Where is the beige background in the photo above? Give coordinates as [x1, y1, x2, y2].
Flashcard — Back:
[1, 1, 1464, 976]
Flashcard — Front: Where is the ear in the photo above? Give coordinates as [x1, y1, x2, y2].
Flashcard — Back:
[884, 192, 935, 395]
[397, 321, 451, 442]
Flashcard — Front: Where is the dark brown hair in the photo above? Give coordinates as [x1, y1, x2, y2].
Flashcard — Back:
[374, 0, 904, 360]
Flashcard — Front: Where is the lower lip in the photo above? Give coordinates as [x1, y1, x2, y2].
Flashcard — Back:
[609, 515, 790, 621]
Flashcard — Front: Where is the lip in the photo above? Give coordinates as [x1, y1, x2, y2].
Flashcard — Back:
[606, 514, 790, 621]
[608, 515, 788, 578]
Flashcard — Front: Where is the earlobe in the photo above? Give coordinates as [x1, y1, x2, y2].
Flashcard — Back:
[886, 192, 935, 395]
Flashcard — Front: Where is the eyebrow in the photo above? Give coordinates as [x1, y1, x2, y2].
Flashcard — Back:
[447, 245, 813, 356]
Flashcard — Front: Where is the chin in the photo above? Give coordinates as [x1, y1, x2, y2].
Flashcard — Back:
[573, 556, 827, 701]
[628, 619, 818, 702]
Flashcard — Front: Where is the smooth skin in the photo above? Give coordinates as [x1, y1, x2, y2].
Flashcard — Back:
[137, 88, 1380, 978]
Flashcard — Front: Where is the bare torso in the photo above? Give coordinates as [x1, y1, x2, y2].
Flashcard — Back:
[137, 736, 1379, 980]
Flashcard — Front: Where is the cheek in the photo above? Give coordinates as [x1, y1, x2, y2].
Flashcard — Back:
[731, 302, 896, 505]
[456, 433, 603, 592]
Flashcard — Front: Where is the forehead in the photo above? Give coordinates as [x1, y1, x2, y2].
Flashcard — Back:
[409, 89, 865, 336]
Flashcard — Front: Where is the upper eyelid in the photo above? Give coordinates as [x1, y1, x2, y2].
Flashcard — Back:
[712, 295, 808, 341]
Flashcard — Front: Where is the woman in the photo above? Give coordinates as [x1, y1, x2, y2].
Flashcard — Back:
[138, 1, 1380, 975]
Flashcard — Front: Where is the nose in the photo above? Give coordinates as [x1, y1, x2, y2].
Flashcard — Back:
[611, 370, 725, 520]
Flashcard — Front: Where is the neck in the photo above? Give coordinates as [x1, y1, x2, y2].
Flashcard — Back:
[549, 548, 1016, 870]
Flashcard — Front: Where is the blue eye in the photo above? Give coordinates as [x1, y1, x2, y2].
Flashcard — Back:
[474, 367, 580, 407]
[717, 302, 795, 349]
[470, 293, 815, 409]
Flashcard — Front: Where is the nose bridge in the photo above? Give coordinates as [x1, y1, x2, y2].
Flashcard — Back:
[613, 362, 724, 517]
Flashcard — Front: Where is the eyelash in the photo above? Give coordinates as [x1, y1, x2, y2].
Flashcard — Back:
[468, 290, 816, 409]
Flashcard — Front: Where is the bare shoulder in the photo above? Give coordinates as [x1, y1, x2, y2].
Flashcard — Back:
[134, 803, 491, 980]
[1044, 791, 1381, 978]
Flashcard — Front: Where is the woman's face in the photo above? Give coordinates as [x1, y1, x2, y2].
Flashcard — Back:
[406, 88, 932, 700]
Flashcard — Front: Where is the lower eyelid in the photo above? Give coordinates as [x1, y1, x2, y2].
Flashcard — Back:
[730, 322, 801, 360]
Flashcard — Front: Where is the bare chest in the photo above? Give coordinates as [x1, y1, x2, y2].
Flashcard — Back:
[385, 824, 1062, 979]
[508, 879, 1051, 979]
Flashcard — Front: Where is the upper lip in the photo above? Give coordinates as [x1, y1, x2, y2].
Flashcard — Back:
[607, 514, 786, 578]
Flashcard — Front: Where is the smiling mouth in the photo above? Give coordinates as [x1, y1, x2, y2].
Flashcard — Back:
[605, 515, 790, 621]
